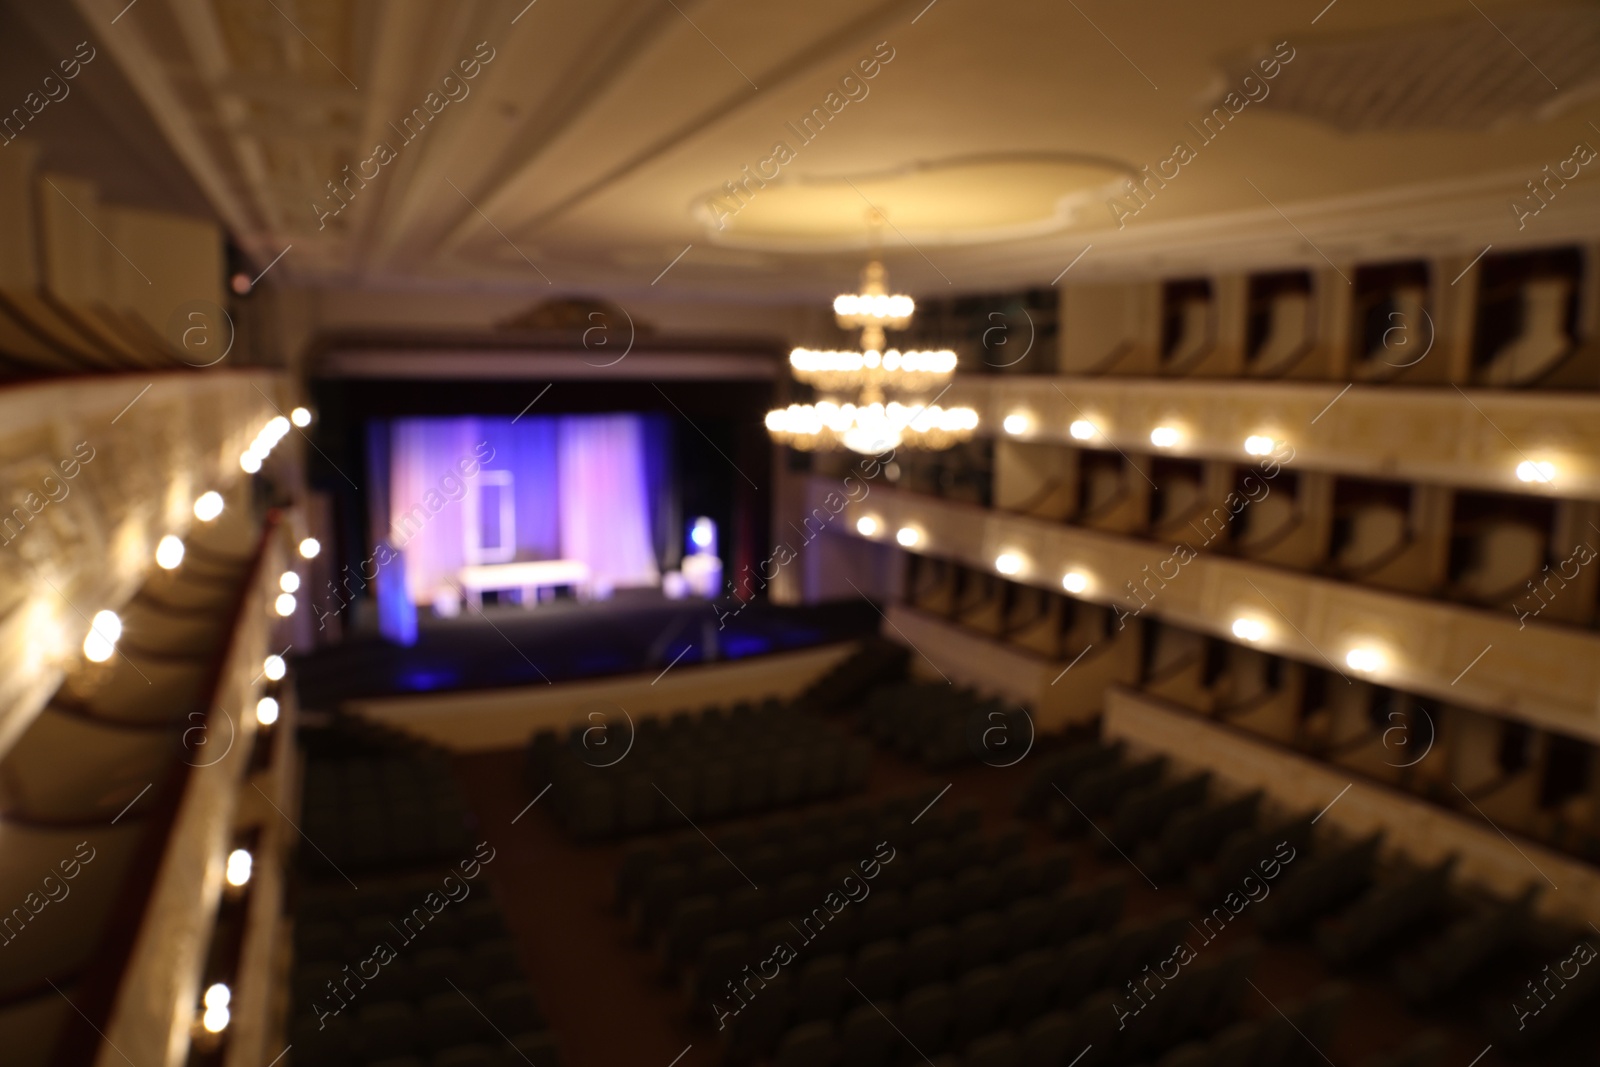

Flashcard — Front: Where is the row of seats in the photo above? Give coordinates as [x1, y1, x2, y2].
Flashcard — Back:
[795, 638, 910, 712]
[1022, 737, 1600, 1055]
[299, 750, 476, 875]
[288, 735, 561, 1067]
[765, 934, 1260, 1067]
[526, 701, 872, 840]
[856, 681, 1030, 769]
[691, 877, 1123, 1010]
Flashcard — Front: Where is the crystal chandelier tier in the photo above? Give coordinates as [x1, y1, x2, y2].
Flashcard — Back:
[766, 257, 978, 455]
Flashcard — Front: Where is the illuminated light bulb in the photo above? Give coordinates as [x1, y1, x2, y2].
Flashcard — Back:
[201, 1002, 230, 1034]
[83, 629, 116, 663]
[1515, 460, 1555, 484]
[225, 850, 253, 888]
[995, 552, 1023, 576]
[255, 696, 280, 726]
[239, 451, 262, 474]
[1244, 435, 1276, 456]
[280, 571, 300, 593]
[1003, 413, 1031, 435]
[263, 655, 286, 681]
[1069, 419, 1097, 441]
[275, 593, 297, 617]
[1232, 617, 1268, 642]
[156, 535, 185, 570]
[267, 416, 290, 438]
[896, 526, 920, 547]
[1345, 647, 1385, 673]
[298, 538, 320, 559]
[856, 516, 879, 536]
[290, 407, 312, 427]
[1062, 571, 1089, 595]
[1150, 426, 1181, 449]
[194, 491, 224, 521]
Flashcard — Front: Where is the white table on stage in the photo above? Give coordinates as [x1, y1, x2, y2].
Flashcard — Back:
[457, 559, 591, 608]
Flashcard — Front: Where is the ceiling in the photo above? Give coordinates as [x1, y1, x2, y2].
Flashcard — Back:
[15, 0, 1600, 302]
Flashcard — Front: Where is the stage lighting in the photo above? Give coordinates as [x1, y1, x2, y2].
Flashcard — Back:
[255, 696, 279, 726]
[225, 849, 253, 887]
[194, 491, 224, 521]
[156, 535, 185, 570]
[688, 516, 716, 553]
[298, 538, 320, 559]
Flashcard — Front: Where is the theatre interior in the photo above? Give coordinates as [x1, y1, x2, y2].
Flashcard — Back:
[6, 1, 1600, 1065]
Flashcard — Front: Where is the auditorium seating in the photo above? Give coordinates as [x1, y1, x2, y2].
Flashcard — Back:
[856, 682, 1028, 769]
[287, 728, 560, 1067]
[526, 699, 872, 842]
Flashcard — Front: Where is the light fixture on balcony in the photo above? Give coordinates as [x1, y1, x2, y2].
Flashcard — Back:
[1231, 617, 1268, 642]
[1150, 425, 1181, 449]
[263, 654, 286, 681]
[298, 537, 321, 559]
[225, 849, 253, 887]
[274, 593, 297, 617]
[1515, 460, 1555, 484]
[856, 516, 879, 536]
[1346, 646, 1385, 673]
[1244, 435, 1277, 456]
[1062, 570, 1089, 594]
[1069, 419, 1098, 441]
[280, 571, 300, 593]
[1003, 413, 1032, 436]
[995, 552, 1023, 575]
[896, 526, 920, 547]
[255, 696, 280, 726]
[766, 251, 976, 455]
[194, 491, 224, 521]
[201, 984, 231, 1034]
[155, 535, 186, 570]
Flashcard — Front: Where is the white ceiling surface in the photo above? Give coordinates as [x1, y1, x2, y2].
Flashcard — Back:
[71, 0, 1600, 300]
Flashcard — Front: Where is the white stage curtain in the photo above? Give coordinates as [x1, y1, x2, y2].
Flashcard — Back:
[557, 415, 661, 590]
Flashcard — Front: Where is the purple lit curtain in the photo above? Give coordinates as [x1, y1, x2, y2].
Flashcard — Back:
[557, 414, 661, 589]
[386, 415, 659, 603]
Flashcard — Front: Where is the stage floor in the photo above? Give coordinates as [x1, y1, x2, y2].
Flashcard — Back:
[290, 594, 880, 707]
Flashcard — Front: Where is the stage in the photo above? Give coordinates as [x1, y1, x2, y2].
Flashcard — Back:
[290, 593, 881, 707]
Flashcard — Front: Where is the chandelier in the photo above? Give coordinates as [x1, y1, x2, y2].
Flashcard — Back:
[766, 258, 978, 454]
